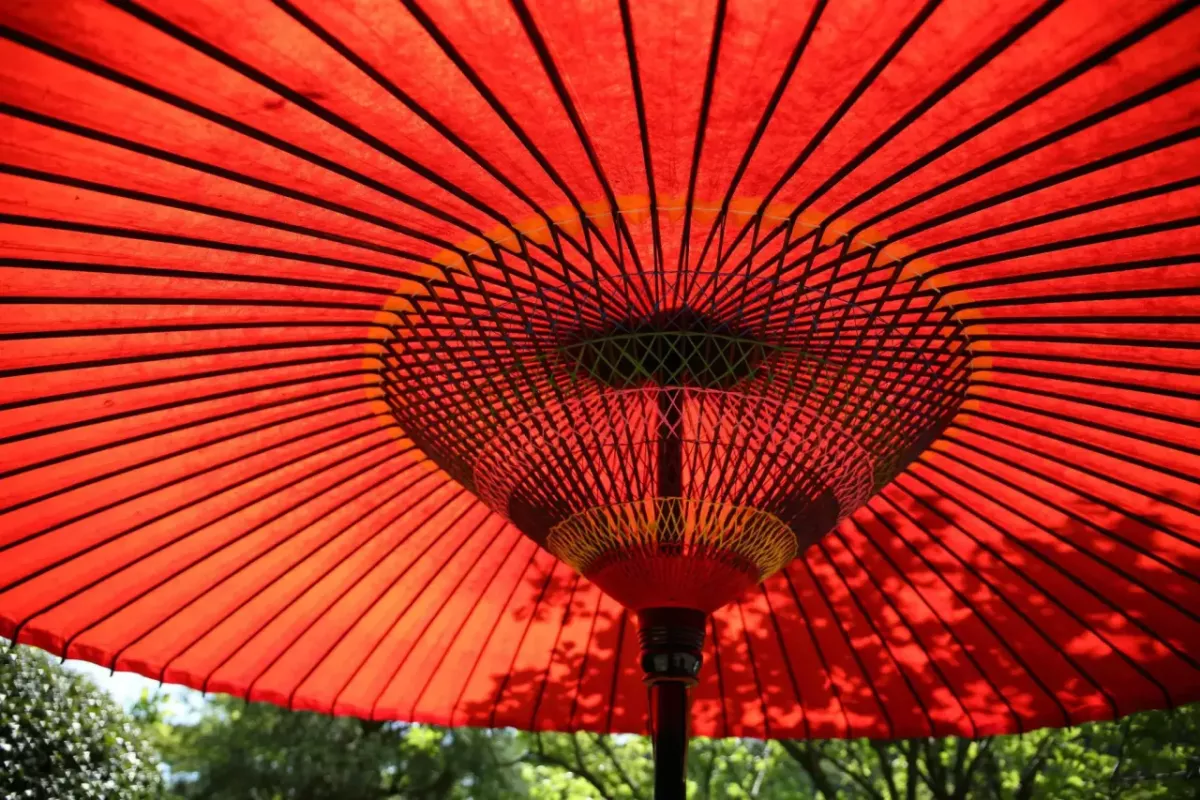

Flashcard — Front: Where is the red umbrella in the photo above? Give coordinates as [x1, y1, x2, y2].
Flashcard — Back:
[2, 0, 1198, 795]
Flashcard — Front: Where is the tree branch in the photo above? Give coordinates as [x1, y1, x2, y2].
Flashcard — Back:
[922, 737, 952, 800]
[950, 738, 970, 797]
[749, 741, 769, 798]
[810, 742, 885, 800]
[525, 733, 616, 800]
[780, 740, 837, 800]
[906, 740, 919, 800]
[592, 733, 645, 800]
[871, 740, 901, 800]
[1015, 734, 1058, 800]
[982, 743, 1004, 800]
[953, 739, 993, 800]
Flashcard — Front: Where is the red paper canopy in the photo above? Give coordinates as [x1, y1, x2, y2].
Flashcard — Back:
[1, 0, 1198, 740]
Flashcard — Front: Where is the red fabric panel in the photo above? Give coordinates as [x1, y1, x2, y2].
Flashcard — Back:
[758, 576, 848, 739]
[153, 470, 453, 687]
[407, 535, 540, 726]
[203, 481, 471, 699]
[449, 548, 560, 727]
[712, 601, 768, 739]
[490, 563, 580, 728]
[736, 587, 804, 738]
[606, 609, 649, 735]
[687, 620, 725, 737]
[567, 592, 626, 732]
[529, 577, 606, 730]
[335, 513, 509, 719]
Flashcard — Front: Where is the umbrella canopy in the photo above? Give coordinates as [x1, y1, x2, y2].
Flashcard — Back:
[1, 0, 1198, 751]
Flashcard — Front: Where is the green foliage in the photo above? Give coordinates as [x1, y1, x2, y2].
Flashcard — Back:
[4, 643, 1198, 800]
[148, 695, 526, 799]
[0, 645, 163, 800]
[463, 711, 1200, 800]
[516, 732, 653, 799]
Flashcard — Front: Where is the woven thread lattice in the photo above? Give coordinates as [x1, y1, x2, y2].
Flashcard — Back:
[547, 498, 796, 612]
[547, 498, 796, 578]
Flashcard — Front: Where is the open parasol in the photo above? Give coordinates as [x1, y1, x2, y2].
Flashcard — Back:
[1, 1, 1198, 796]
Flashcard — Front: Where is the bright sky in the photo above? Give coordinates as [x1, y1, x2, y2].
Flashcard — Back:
[63, 658, 203, 720]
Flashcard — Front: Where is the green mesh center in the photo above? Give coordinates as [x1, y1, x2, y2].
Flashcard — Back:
[560, 316, 769, 388]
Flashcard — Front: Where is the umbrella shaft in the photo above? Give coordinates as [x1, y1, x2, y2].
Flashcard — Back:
[651, 680, 690, 800]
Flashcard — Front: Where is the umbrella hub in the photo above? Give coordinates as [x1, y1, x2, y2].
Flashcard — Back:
[546, 498, 794, 613]
[379, 208, 968, 612]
